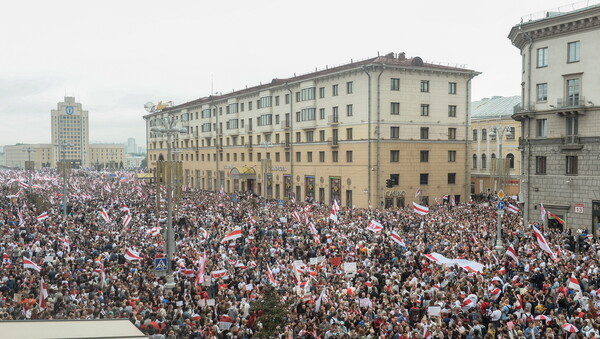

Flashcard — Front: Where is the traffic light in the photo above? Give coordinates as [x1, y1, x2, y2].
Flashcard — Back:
[386, 179, 393, 188]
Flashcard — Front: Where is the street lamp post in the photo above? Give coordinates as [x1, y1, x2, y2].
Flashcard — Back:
[150, 116, 187, 291]
[56, 142, 74, 225]
[489, 123, 513, 255]
[22, 147, 35, 191]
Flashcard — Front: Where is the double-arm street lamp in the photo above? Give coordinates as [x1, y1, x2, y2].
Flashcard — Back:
[22, 147, 35, 190]
[488, 124, 513, 255]
[55, 142, 74, 225]
[150, 116, 187, 290]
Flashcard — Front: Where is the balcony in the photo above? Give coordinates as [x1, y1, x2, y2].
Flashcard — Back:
[561, 135, 583, 150]
[328, 115, 339, 126]
[557, 96, 586, 109]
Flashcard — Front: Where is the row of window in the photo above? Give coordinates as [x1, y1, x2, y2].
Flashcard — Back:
[472, 127, 516, 141]
[472, 153, 516, 169]
[535, 155, 578, 175]
[536, 41, 580, 68]
[535, 78, 580, 105]
[534, 116, 578, 138]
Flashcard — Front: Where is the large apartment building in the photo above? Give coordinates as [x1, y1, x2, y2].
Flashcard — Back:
[144, 53, 479, 208]
[509, 4, 600, 234]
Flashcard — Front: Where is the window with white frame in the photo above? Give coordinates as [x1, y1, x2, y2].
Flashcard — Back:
[537, 47, 548, 67]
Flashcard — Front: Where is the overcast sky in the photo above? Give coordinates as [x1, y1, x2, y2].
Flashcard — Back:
[0, 0, 587, 147]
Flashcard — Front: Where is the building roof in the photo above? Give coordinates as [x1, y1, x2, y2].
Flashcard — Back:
[0, 319, 146, 339]
[471, 96, 521, 120]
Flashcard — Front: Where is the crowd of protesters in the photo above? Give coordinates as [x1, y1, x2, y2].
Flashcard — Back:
[1, 168, 599, 339]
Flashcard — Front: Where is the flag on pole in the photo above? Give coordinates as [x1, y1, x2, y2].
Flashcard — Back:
[124, 248, 142, 261]
[36, 212, 49, 221]
[366, 220, 384, 232]
[100, 209, 111, 223]
[412, 202, 429, 215]
[507, 204, 519, 214]
[415, 188, 422, 198]
[39, 278, 48, 310]
[390, 231, 406, 246]
[505, 245, 519, 264]
[196, 251, 207, 285]
[292, 211, 302, 223]
[540, 203, 546, 221]
[267, 264, 277, 285]
[547, 211, 565, 226]
[532, 226, 556, 259]
[568, 275, 581, 291]
[221, 227, 242, 243]
[23, 257, 42, 272]
[122, 214, 132, 227]
[329, 200, 340, 222]
[315, 288, 328, 312]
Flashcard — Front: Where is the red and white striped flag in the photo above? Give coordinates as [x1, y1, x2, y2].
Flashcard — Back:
[390, 231, 405, 246]
[366, 220, 383, 233]
[100, 209, 111, 223]
[507, 204, 519, 214]
[3, 253, 11, 265]
[540, 203, 546, 221]
[412, 202, 429, 215]
[568, 275, 581, 291]
[221, 227, 242, 243]
[329, 200, 340, 222]
[211, 269, 228, 279]
[196, 251, 207, 285]
[415, 188, 422, 198]
[122, 214, 132, 227]
[124, 248, 142, 261]
[180, 267, 195, 277]
[39, 278, 48, 310]
[505, 245, 519, 264]
[104, 183, 112, 192]
[267, 264, 277, 285]
[36, 212, 49, 221]
[292, 211, 301, 223]
[199, 227, 208, 239]
[19, 181, 29, 188]
[532, 226, 556, 259]
[23, 257, 42, 272]
[219, 315, 233, 330]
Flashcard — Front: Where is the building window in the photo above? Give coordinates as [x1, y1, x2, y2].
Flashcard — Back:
[390, 174, 399, 186]
[390, 150, 400, 162]
[346, 151, 353, 162]
[567, 41, 580, 63]
[391, 78, 400, 91]
[447, 173, 456, 184]
[391, 102, 400, 115]
[420, 173, 429, 185]
[566, 156, 578, 175]
[448, 150, 456, 162]
[319, 108, 325, 120]
[481, 154, 487, 169]
[300, 87, 316, 101]
[307, 152, 313, 162]
[319, 151, 325, 162]
[296, 152, 301, 162]
[566, 116, 578, 137]
[306, 130, 314, 142]
[448, 105, 457, 117]
[420, 104, 429, 116]
[448, 82, 457, 94]
[448, 128, 457, 140]
[566, 78, 580, 106]
[481, 129, 487, 141]
[420, 80, 429, 93]
[285, 152, 290, 162]
[536, 156, 546, 174]
[275, 152, 280, 162]
[472, 129, 478, 141]
[390, 126, 400, 139]
[332, 84, 339, 96]
[536, 119, 547, 137]
[332, 151, 338, 162]
[346, 104, 353, 117]
[537, 47, 548, 67]
[275, 96, 280, 106]
[420, 150, 429, 163]
[420, 127, 429, 139]
[319, 87, 325, 98]
[506, 153, 515, 169]
[472, 154, 477, 168]
[346, 81, 353, 94]
[536, 83, 548, 102]
[319, 130, 325, 142]
[285, 94, 290, 104]
[346, 128, 353, 140]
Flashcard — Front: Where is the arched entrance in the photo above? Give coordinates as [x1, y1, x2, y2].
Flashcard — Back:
[229, 167, 257, 194]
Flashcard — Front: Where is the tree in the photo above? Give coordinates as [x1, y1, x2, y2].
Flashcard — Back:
[251, 285, 290, 338]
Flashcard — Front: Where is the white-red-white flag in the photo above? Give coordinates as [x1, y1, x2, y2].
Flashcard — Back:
[390, 231, 406, 246]
[2, 253, 11, 265]
[366, 220, 383, 233]
[415, 188, 422, 198]
[267, 264, 277, 285]
[211, 269, 228, 279]
[568, 275, 581, 291]
[124, 248, 142, 261]
[532, 226, 556, 259]
[412, 202, 429, 215]
[540, 203, 546, 221]
[104, 183, 112, 192]
[100, 209, 111, 223]
[122, 214, 132, 227]
[36, 212, 49, 221]
[196, 251, 207, 285]
[507, 204, 519, 214]
[505, 245, 519, 264]
[315, 288, 328, 312]
[292, 211, 302, 223]
[23, 257, 42, 272]
[329, 200, 340, 222]
[221, 227, 242, 243]
[39, 278, 48, 310]
[219, 315, 233, 330]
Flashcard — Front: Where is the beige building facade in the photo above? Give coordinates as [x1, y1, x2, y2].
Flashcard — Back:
[89, 144, 127, 170]
[3, 144, 54, 169]
[470, 96, 522, 197]
[509, 3, 600, 233]
[145, 53, 479, 208]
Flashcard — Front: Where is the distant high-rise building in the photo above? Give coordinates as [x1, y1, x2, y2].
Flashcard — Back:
[126, 138, 137, 154]
[51, 97, 89, 167]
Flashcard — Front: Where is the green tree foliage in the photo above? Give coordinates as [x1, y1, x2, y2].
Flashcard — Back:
[251, 285, 290, 338]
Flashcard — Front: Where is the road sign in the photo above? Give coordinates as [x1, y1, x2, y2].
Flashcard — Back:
[497, 190, 505, 200]
[155, 258, 168, 272]
[497, 201, 505, 210]
[574, 204, 584, 214]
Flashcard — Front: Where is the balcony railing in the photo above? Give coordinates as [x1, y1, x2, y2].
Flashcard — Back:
[561, 135, 583, 150]
[557, 96, 586, 108]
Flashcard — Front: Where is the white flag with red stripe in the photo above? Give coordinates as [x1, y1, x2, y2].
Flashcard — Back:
[366, 220, 383, 233]
[507, 204, 519, 214]
[122, 214, 132, 227]
[540, 203, 546, 221]
[532, 226, 556, 259]
[39, 278, 48, 310]
[100, 209, 111, 223]
[219, 315, 233, 330]
[267, 264, 277, 285]
[329, 200, 340, 222]
[124, 248, 142, 261]
[412, 202, 429, 215]
[23, 257, 42, 272]
[505, 245, 519, 264]
[292, 211, 302, 223]
[36, 212, 49, 221]
[568, 275, 581, 291]
[221, 227, 242, 243]
[196, 251, 207, 285]
[211, 269, 228, 279]
[390, 231, 406, 246]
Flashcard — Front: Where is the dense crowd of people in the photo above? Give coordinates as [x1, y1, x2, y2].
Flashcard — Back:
[1, 168, 599, 338]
